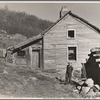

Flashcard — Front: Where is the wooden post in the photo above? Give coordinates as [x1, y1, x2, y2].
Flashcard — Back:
[12, 53, 15, 64]
[39, 48, 43, 70]
[29, 46, 33, 68]
[26, 46, 32, 68]
[41, 37, 44, 71]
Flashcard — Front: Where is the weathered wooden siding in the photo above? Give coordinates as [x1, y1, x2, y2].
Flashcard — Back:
[44, 15, 100, 72]
[14, 49, 27, 65]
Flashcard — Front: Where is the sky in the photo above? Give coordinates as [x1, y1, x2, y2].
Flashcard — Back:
[0, 2, 100, 28]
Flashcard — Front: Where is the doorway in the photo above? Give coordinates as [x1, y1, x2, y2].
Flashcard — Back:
[32, 50, 40, 69]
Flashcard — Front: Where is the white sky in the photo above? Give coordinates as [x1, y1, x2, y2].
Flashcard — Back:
[0, 2, 100, 28]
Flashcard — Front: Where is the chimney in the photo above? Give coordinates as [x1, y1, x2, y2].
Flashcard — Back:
[60, 6, 69, 18]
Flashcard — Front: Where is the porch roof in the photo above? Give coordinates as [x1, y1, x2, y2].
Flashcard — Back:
[7, 34, 42, 53]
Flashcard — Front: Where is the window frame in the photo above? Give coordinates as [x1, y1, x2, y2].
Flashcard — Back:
[67, 29, 76, 39]
[67, 45, 78, 62]
[17, 50, 26, 58]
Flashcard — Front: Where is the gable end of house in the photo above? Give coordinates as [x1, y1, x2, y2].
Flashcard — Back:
[42, 11, 100, 36]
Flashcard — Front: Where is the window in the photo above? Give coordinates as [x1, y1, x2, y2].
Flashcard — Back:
[67, 29, 75, 38]
[68, 47, 77, 61]
[17, 50, 25, 57]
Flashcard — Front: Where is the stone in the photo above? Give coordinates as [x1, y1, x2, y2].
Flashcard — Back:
[94, 84, 100, 90]
[3, 70, 8, 74]
[82, 87, 91, 94]
[30, 76, 37, 81]
[85, 78, 94, 87]
[86, 89, 96, 98]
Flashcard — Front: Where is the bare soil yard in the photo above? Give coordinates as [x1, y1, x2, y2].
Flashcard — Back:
[0, 61, 82, 98]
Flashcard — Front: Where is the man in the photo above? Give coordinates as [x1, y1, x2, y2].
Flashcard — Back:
[65, 62, 73, 83]
[81, 63, 86, 79]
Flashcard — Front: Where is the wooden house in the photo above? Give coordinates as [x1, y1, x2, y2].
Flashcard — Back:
[43, 6, 100, 72]
[7, 6, 100, 74]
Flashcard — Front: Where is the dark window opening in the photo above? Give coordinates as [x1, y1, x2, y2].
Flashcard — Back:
[17, 50, 25, 58]
[68, 47, 76, 60]
[68, 30, 75, 38]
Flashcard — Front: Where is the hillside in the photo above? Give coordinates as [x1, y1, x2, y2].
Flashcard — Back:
[0, 29, 27, 49]
[0, 8, 53, 38]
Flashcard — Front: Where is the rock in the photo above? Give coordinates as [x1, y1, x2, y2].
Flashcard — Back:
[86, 89, 96, 98]
[95, 92, 100, 97]
[94, 84, 100, 90]
[60, 76, 65, 82]
[3, 70, 8, 74]
[77, 86, 81, 90]
[82, 87, 91, 94]
[92, 84, 100, 92]
[31, 77, 37, 81]
[73, 89, 79, 93]
[85, 78, 94, 87]
[30, 76, 37, 81]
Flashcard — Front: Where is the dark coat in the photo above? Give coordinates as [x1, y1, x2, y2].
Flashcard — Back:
[66, 65, 73, 74]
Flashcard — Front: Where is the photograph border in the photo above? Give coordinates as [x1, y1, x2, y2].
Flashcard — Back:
[0, 1, 99, 99]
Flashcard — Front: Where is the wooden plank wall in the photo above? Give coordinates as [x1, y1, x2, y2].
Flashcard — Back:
[44, 15, 100, 74]
[14, 49, 27, 65]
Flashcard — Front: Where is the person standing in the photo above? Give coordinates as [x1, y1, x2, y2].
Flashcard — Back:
[81, 63, 86, 79]
[65, 62, 73, 83]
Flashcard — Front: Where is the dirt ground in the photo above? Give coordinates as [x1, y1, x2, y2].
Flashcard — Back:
[0, 61, 82, 99]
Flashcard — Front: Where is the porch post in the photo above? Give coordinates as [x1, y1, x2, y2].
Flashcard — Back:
[26, 46, 32, 68]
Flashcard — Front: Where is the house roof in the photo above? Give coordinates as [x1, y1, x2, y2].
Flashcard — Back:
[9, 10, 100, 53]
[42, 11, 100, 35]
[69, 12, 100, 33]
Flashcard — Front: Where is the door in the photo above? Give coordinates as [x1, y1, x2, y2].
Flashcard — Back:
[32, 50, 40, 69]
